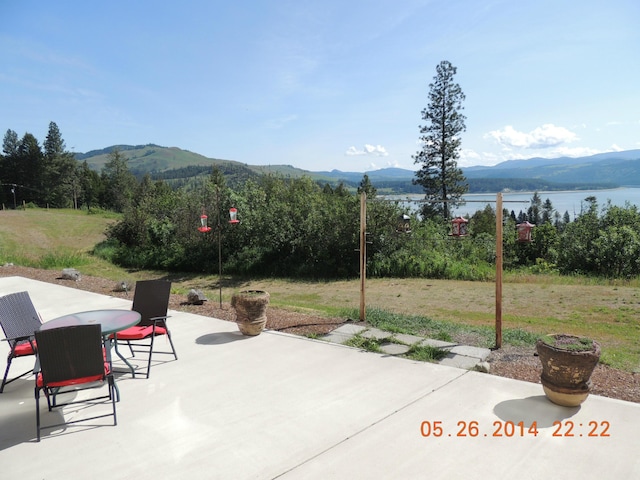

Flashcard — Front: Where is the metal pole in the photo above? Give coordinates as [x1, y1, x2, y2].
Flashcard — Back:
[359, 192, 367, 322]
[495, 193, 503, 349]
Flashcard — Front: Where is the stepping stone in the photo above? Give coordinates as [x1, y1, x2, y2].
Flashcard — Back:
[321, 324, 367, 344]
[362, 328, 391, 340]
[393, 333, 426, 345]
[438, 354, 484, 370]
[419, 338, 457, 349]
[379, 342, 411, 355]
[448, 345, 491, 361]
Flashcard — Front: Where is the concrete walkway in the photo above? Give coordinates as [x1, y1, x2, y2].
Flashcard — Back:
[0, 276, 638, 479]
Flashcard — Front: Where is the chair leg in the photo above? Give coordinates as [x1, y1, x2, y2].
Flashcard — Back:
[109, 376, 118, 425]
[35, 387, 41, 442]
[1, 358, 12, 393]
[145, 335, 155, 379]
[167, 332, 178, 360]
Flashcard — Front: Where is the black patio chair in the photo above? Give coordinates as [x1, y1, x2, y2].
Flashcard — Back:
[34, 324, 116, 441]
[114, 279, 177, 378]
[0, 291, 42, 392]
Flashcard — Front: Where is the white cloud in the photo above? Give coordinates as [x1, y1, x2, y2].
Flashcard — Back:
[485, 124, 578, 149]
[345, 144, 389, 156]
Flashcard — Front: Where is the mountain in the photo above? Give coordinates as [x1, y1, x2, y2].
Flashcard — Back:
[75, 145, 640, 191]
[75, 144, 226, 173]
[464, 150, 640, 186]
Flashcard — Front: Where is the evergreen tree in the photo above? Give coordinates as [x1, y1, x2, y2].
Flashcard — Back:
[357, 174, 377, 198]
[541, 198, 554, 224]
[43, 121, 78, 207]
[17, 133, 44, 205]
[1, 129, 20, 206]
[78, 161, 101, 210]
[413, 60, 468, 220]
[527, 192, 542, 225]
[100, 148, 137, 212]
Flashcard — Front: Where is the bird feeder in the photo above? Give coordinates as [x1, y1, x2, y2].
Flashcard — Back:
[396, 214, 411, 234]
[198, 213, 212, 233]
[450, 216, 469, 237]
[517, 221, 535, 243]
[229, 207, 239, 224]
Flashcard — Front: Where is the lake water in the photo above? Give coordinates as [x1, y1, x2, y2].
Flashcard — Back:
[385, 187, 640, 219]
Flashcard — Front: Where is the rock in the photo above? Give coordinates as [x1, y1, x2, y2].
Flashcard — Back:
[187, 289, 208, 305]
[113, 280, 132, 292]
[61, 268, 81, 281]
[474, 361, 491, 373]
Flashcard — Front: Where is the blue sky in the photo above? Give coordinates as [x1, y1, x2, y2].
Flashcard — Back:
[1, 0, 638, 172]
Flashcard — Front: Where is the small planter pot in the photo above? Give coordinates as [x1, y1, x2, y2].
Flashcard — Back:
[231, 290, 270, 336]
[535, 334, 601, 407]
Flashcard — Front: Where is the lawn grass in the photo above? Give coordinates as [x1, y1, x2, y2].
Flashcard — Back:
[2, 207, 639, 373]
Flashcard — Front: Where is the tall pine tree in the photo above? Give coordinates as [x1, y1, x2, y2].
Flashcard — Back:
[413, 60, 468, 220]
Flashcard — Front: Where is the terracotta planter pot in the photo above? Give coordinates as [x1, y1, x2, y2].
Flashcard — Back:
[535, 334, 601, 407]
[231, 290, 270, 336]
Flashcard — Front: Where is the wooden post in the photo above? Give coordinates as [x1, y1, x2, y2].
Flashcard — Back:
[216, 186, 222, 308]
[359, 192, 367, 321]
[495, 193, 503, 348]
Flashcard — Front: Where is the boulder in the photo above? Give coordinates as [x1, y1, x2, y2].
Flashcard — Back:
[187, 289, 208, 305]
[61, 268, 81, 281]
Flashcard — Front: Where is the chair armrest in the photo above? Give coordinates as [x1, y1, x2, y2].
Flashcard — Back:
[3, 333, 34, 343]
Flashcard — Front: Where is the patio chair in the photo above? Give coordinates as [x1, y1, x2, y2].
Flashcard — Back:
[115, 279, 177, 378]
[34, 324, 117, 442]
[0, 291, 42, 393]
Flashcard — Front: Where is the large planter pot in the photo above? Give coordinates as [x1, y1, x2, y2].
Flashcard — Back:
[535, 334, 601, 407]
[231, 290, 270, 336]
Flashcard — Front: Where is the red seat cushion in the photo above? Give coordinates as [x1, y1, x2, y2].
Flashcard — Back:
[13, 341, 36, 357]
[115, 325, 167, 340]
[37, 361, 111, 388]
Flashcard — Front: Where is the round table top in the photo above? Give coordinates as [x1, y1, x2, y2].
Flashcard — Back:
[40, 309, 141, 336]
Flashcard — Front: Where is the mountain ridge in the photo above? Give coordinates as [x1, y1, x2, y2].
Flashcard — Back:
[75, 145, 640, 190]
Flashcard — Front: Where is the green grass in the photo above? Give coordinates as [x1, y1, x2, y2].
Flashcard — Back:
[344, 335, 384, 353]
[405, 344, 449, 362]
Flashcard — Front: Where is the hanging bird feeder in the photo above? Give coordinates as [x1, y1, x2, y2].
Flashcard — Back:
[450, 216, 469, 237]
[516, 221, 535, 242]
[198, 213, 212, 233]
[396, 214, 411, 234]
[229, 207, 240, 224]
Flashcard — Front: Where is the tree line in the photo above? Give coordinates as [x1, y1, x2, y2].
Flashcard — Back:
[1, 122, 136, 212]
[2, 123, 638, 280]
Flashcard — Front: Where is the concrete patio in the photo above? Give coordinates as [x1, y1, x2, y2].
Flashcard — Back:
[0, 276, 638, 479]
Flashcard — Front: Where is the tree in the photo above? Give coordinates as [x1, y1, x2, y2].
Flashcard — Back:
[527, 192, 542, 225]
[1, 129, 20, 205]
[78, 161, 101, 210]
[413, 60, 468, 220]
[541, 198, 554, 224]
[357, 174, 377, 198]
[16, 133, 44, 205]
[42, 122, 78, 208]
[100, 148, 137, 212]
